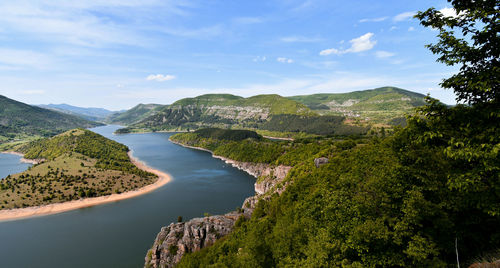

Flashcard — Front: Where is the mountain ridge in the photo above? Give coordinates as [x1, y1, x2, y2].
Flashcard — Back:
[0, 95, 103, 145]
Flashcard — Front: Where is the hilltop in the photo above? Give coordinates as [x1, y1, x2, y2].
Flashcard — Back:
[0, 129, 158, 210]
[0, 95, 103, 147]
[117, 94, 316, 135]
[106, 103, 164, 125]
[288, 86, 427, 123]
[115, 88, 424, 137]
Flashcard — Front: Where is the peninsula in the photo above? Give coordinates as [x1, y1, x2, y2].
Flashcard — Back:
[0, 128, 171, 221]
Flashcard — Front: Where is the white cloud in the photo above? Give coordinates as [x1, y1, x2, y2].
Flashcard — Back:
[389, 26, 398, 31]
[393, 11, 416, 22]
[439, 7, 462, 18]
[359, 17, 388, 23]
[349, 33, 377, 53]
[375, 51, 395, 58]
[277, 57, 294, 63]
[253, 56, 267, 62]
[408, 26, 415, 31]
[0, 1, 194, 47]
[280, 36, 323, 43]
[320, 33, 376, 56]
[146, 74, 176, 82]
[319, 48, 341, 56]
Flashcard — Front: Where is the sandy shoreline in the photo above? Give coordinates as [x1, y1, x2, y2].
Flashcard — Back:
[0, 151, 171, 222]
[1, 151, 43, 164]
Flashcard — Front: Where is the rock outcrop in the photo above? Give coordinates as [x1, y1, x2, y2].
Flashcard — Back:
[144, 143, 292, 268]
[314, 157, 329, 168]
[145, 212, 241, 268]
[212, 155, 292, 195]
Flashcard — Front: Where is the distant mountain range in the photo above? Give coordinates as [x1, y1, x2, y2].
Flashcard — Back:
[0, 86, 429, 143]
[0, 95, 102, 144]
[37, 104, 120, 121]
[114, 87, 427, 133]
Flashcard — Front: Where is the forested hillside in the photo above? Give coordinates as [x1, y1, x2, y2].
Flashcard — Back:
[169, 109, 499, 266]
[0, 95, 102, 144]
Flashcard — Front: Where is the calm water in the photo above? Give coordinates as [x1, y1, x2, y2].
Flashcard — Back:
[0, 153, 32, 180]
[0, 125, 255, 268]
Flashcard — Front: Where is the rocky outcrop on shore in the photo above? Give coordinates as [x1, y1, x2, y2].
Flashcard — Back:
[145, 212, 241, 268]
[212, 155, 292, 195]
[144, 143, 292, 268]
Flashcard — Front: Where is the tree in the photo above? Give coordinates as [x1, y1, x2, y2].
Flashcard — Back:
[415, 0, 499, 105]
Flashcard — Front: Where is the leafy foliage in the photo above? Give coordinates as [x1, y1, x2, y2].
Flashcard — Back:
[416, 1, 499, 104]
[177, 128, 499, 267]
[193, 128, 262, 141]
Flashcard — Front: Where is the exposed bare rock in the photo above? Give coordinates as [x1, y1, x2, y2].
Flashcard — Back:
[468, 260, 500, 268]
[314, 157, 329, 168]
[212, 155, 292, 195]
[145, 212, 241, 268]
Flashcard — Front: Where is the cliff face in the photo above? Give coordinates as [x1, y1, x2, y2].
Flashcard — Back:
[212, 155, 292, 195]
[145, 212, 241, 268]
[144, 149, 292, 268]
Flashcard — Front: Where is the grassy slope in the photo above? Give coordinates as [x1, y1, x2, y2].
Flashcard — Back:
[288, 86, 427, 123]
[118, 94, 316, 133]
[0, 129, 156, 209]
[170, 93, 314, 115]
[107, 103, 164, 125]
[0, 95, 102, 144]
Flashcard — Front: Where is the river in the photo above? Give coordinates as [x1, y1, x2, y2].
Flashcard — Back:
[0, 125, 255, 268]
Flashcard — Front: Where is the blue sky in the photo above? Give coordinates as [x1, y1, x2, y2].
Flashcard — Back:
[0, 0, 459, 110]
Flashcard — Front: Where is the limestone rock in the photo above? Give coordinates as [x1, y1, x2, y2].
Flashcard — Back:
[314, 157, 329, 168]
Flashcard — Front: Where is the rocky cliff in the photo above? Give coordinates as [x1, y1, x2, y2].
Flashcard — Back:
[144, 144, 292, 268]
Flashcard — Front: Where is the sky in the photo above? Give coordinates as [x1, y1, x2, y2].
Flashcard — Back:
[0, 0, 460, 110]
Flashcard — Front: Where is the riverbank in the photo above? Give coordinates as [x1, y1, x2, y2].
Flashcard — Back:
[1, 151, 43, 164]
[0, 151, 171, 222]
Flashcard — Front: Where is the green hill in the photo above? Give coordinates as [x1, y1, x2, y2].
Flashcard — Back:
[106, 103, 164, 125]
[118, 94, 315, 133]
[0, 128, 156, 209]
[288, 86, 427, 123]
[0, 95, 103, 145]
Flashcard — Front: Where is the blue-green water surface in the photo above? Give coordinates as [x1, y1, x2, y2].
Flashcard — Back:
[0, 153, 31, 180]
[0, 125, 255, 268]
